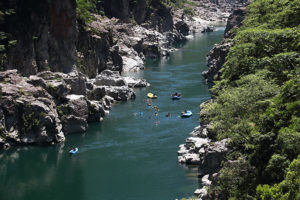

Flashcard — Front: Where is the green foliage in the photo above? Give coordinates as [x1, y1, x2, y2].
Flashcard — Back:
[208, 157, 256, 199]
[166, 0, 196, 15]
[277, 128, 300, 160]
[256, 156, 300, 200]
[221, 28, 300, 81]
[256, 184, 283, 200]
[203, 71, 279, 145]
[76, 0, 95, 23]
[264, 154, 290, 182]
[202, 0, 300, 198]
[279, 155, 300, 199]
[244, 0, 300, 29]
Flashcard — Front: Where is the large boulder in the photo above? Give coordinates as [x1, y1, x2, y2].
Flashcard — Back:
[87, 100, 106, 122]
[123, 77, 150, 88]
[100, 86, 136, 101]
[95, 70, 127, 86]
[37, 71, 71, 100]
[58, 95, 88, 134]
[87, 86, 106, 101]
[175, 21, 190, 36]
[0, 70, 65, 145]
[64, 71, 87, 95]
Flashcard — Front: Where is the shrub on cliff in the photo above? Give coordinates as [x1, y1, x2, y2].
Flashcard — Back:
[76, 0, 96, 23]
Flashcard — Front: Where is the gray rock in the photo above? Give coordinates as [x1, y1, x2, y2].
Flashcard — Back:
[100, 86, 136, 101]
[87, 100, 105, 122]
[201, 26, 214, 33]
[203, 7, 247, 83]
[64, 71, 87, 95]
[202, 174, 212, 186]
[194, 187, 208, 199]
[199, 139, 229, 176]
[0, 70, 65, 145]
[175, 21, 190, 36]
[87, 86, 106, 101]
[123, 77, 150, 88]
[202, 41, 232, 83]
[59, 95, 88, 134]
[95, 70, 127, 86]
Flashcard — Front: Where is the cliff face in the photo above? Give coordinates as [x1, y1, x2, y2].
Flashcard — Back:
[202, 7, 246, 83]
[2, 0, 77, 76]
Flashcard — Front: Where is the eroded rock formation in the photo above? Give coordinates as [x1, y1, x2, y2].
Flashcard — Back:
[0, 69, 142, 148]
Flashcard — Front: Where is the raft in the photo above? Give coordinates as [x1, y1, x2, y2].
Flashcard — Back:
[147, 93, 158, 99]
[181, 110, 192, 118]
[69, 148, 78, 154]
[172, 95, 181, 100]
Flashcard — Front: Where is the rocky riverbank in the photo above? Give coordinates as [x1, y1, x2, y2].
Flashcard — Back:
[177, 4, 248, 200]
[178, 101, 230, 200]
[0, 69, 147, 148]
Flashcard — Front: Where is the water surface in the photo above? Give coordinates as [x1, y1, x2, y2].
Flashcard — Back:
[0, 29, 224, 200]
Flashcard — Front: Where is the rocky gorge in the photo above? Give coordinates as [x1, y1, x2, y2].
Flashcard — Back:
[0, 0, 247, 149]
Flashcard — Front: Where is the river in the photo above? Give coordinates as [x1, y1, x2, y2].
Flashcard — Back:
[0, 29, 224, 200]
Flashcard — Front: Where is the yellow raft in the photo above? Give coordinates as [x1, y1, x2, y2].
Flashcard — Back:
[147, 93, 158, 99]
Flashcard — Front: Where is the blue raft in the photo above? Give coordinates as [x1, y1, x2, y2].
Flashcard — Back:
[181, 110, 192, 118]
[69, 148, 78, 154]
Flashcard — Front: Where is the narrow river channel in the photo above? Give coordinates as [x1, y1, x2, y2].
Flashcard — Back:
[0, 29, 224, 200]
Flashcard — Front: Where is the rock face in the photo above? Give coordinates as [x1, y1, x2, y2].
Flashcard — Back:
[0, 69, 145, 148]
[202, 42, 232, 82]
[224, 7, 247, 38]
[2, 0, 77, 76]
[0, 70, 65, 145]
[202, 7, 247, 83]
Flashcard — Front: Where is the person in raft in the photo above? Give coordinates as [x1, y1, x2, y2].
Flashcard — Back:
[172, 92, 181, 97]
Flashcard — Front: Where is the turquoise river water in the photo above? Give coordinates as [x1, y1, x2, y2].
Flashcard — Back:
[0, 29, 224, 200]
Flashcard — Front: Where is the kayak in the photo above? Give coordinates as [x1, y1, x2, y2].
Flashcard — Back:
[69, 148, 78, 154]
[181, 110, 192, 118]
[172, 95, 181, 100]
[147, 93, 158, 99]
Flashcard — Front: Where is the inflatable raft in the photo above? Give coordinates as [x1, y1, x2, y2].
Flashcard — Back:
[181, 110, 192, 118]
